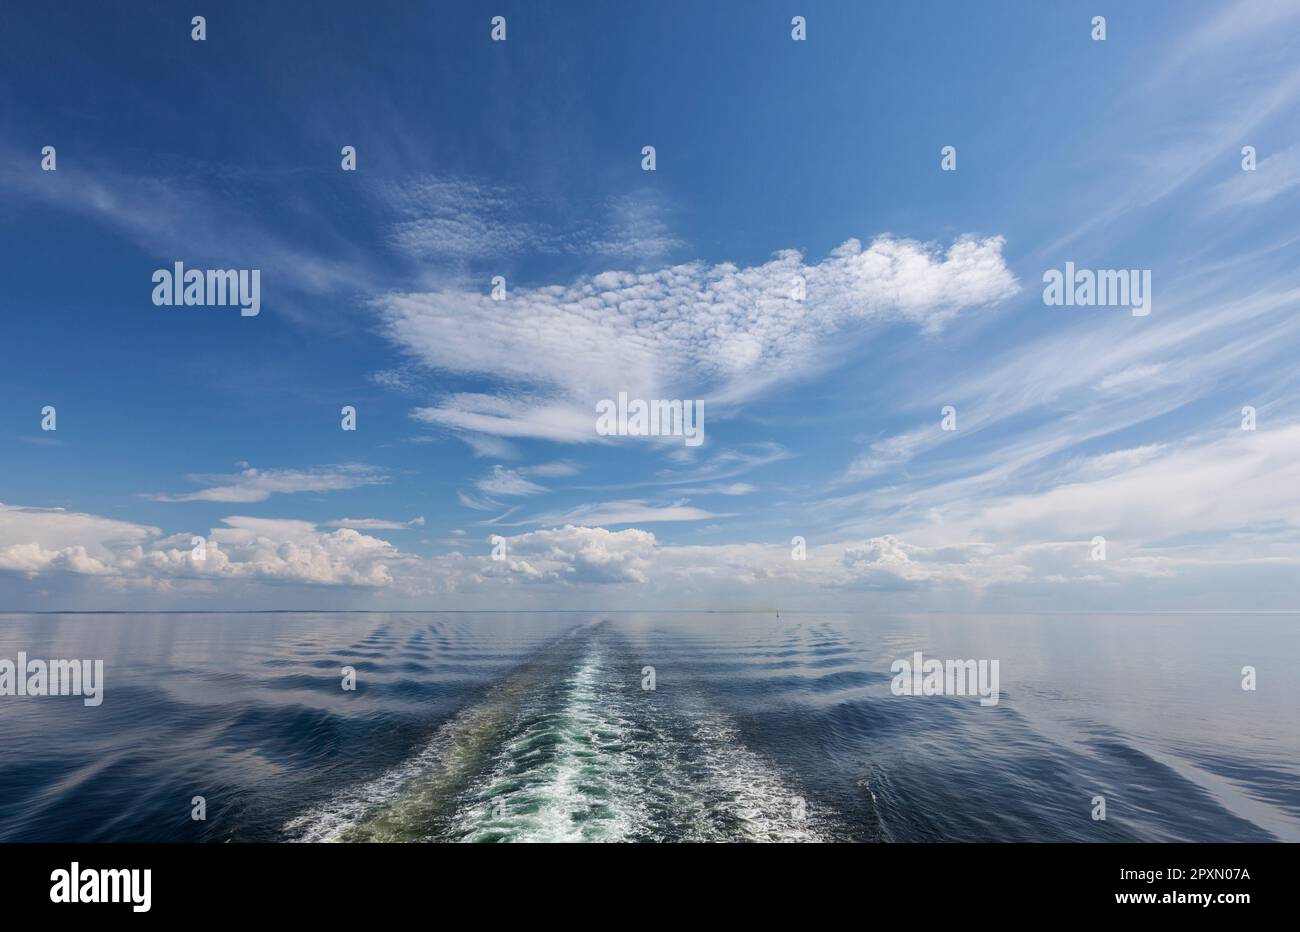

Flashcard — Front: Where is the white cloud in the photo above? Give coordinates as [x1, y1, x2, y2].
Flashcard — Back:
[531, 500, 733, 527]
[676, 483, 756, 496]
[963, 425, 1300, 544]
[1095, 363, 1170, 393]
[523, 461, 580, 478]
[842, 281, 1300, 485]
[458, 432, 520, 459]
[369, 367, 424, 394]
[1212, 142, 1300, 210]
[476, 525, 658, 585]
[7, 438, 1300, 605]
[457, 490, 499, 511]
[0, 507, 403, 588]
[412, 393, 598, 444]
[0, 504, 158, 576]
[384, 235, 1018, 444]
[323, 517, 425, 530]
[474, 466, 548, 498]
[140, 517, 404, 587]
[0, 152, 374, 301]
[379, 175, 682, 262]
[149, 464, 386, 503]
[1074, 444, 1167, 478]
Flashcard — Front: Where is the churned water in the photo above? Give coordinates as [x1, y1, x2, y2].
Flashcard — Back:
[0, 612, 1295, 842]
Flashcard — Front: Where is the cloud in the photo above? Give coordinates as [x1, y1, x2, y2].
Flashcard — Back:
[1074, 444, 1167, 479]
[412, 393, 598, 444]
[384, 234, 1018, 444]
[7, 436, 1300, 606]
[531, 500, 733, 527]
[523, 461, 580, 478]
[1040, 0, 1300, 254]
[0, 507, 407, 589]
[458, 432, 520, 460]
[456, 490, 498, 511]
[1212, 142, 1300, 210]
[142, 517, 405, 587]
[0, 504, 158, 576]
[474, 466, 548, 498]
[323, 517, 425, 530]
[841, 280, 1300, 485]
[149, 464, 386, 503]
[369, 367, 425, 394]
[676, 483, 756, 496]
[961, 425, 1300, 544]
[1095, 363, 1170, 393]
[822, 420, 1300, 600]
[379, 175, 682, 263]
[475, 525, 658, 585]
[652, 443, 792, 488]
[0, 151, 374, 301]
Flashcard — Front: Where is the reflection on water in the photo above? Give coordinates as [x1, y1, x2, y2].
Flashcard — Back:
[0, 612, 1295, 842]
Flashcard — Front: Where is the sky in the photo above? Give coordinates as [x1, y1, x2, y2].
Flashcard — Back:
[2, 0, 1300, 611]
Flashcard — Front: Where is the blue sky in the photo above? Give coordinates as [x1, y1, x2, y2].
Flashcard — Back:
[3, 0, 1300, 610]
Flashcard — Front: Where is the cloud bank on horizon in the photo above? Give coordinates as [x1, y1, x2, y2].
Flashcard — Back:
[3, 1, 1300, 611]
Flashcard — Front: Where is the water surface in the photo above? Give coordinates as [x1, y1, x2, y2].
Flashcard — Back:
[0, 612, 1294, 842]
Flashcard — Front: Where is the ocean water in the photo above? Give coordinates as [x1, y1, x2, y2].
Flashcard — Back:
[0, 611, 1295, 843]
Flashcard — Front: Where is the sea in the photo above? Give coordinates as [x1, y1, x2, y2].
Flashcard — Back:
[0, 611, 1295, 842]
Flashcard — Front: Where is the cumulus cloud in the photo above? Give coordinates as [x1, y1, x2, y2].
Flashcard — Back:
[5, 459, 1300, 606]
[201, 517, 402, 586]
[469, 525, 658, 585]
[10, 430, 1299, 605]
[385, 234, 1018, 444]
[0, 504, 158, 577]
[0, 506, 407, 589]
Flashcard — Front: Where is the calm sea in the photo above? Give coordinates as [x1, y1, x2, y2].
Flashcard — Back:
[0, 612, 1295, 842]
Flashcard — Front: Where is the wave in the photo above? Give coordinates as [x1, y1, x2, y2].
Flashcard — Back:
[284, 623, 834, 842]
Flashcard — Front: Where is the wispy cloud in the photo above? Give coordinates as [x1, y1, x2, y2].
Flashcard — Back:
[378, 175, 682, 263]
[323, 516, 425, 530]
[475, 466, 548, 498]
[1211, 142, 1300, 210]
[148, 465, 386, 503]
[675, 483, 756, 496]
[531, 500, 733, 526]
